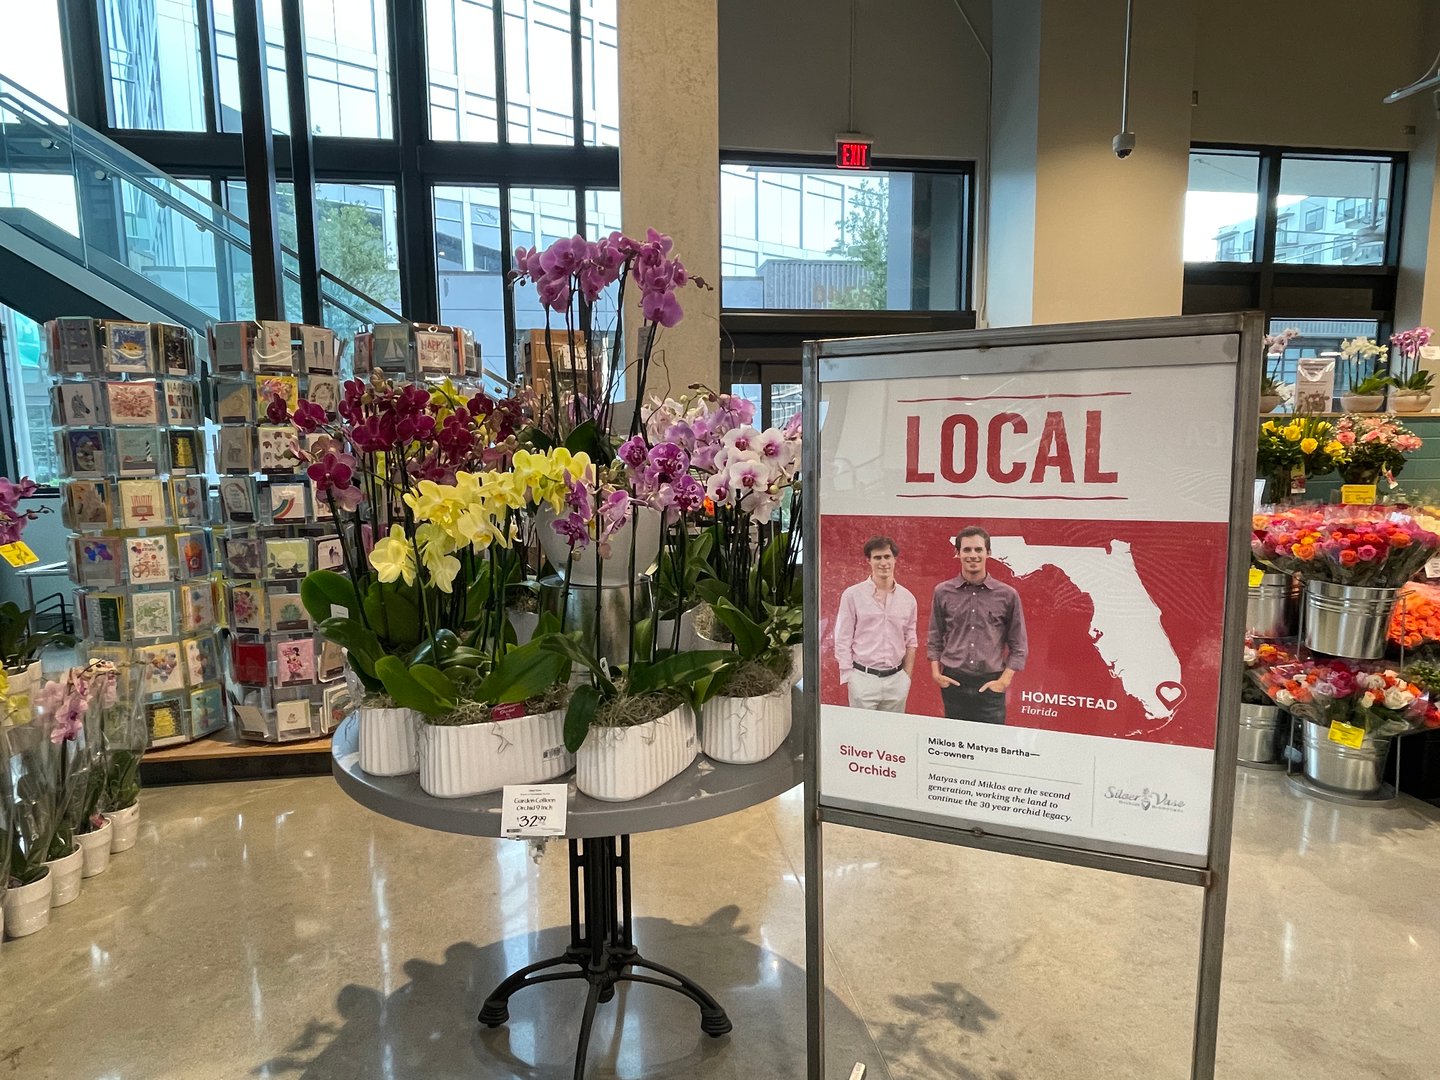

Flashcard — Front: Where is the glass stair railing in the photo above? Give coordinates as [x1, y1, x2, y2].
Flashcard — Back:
[0, 73, 402, 341]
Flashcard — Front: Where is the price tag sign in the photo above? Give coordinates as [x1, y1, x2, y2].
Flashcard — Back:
[1340, 484, 1378, 506]
[500, 784, 568, 838]
[1328, 721, 1365, 749]
[0, 541, 39, 567]
[1426, 556, 1440, 580]
[1248, 567, 1264, 589]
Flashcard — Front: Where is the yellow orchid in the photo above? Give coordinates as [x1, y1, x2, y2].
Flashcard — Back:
[369, 524, 417, 586]
[416, 524, 463, 592]
[405, 479, 468, 532]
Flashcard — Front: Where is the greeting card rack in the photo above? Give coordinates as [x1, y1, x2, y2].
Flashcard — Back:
[48, 318, 226, 748]
[352, 322, 477, 381]
[212, 321, 353, 743]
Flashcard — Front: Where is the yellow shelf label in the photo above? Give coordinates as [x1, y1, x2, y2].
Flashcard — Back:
[1248, 567, 1264, 589]
[0, 541, 39, 567]
[1328, 721, 1365, 749]
[1340, 484, 1378, 506]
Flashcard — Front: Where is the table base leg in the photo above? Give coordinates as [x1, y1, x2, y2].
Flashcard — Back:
[477, 835, 731, 1078]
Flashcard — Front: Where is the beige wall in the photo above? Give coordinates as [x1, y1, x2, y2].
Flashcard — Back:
[618, 0, 721, 400]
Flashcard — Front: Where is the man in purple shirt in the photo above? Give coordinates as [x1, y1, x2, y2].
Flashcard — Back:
[833, 536, 918, 712]
[927, 526, 1028, 724]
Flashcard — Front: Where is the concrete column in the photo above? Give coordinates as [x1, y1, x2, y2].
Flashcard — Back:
[617, 0, 720, 401]
[987, 0, 1196, 326]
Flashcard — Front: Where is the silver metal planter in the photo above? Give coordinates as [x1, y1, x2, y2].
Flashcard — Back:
[1237, 704, 1283, 768]
[1301, 580, 1399, 659]
[1246, 573, 1299, 639]
[538, 574, 654, 665]
[1299, 720, 1395, 797]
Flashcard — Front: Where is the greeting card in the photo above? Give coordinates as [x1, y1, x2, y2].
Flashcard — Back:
[131, 591, 176, 639]
[276, 698, 314, 737]
[257, 424, 301, 473]
[145, 696, 185, 741]
[105, 321, 153, 373]
[255, 374, 299, 413]
[219, 426, 254, 474]
[64, 480, 112, 528]
[190, 687, 224, 732]
[106, 380, 160, 425]
[219, 477, 257, 523]
[180, 580, 217, 631]
[125, 536, 171, 585]
[55, 317, 98, 373]
[183, 635, 220, 684]
[119, 479, 165, 527]
[168, 429, 201, 474]
[301, 325, 337, 373]
[323, 683, 353, 727]
[267, 482, 307, 522]
[175, 531, 210, 577]
[162, 325, 194, 376]
[314, 536, 343, 571]
[170, 477, 206, 525]
[416, 329, 457, 374]
[276, 639, 315, 686]
[165, 379, 198, 424]
[307, 375, 339, 416]
[65, 430, 108, 477]
[85, 592, 126, 642]
[317, 639, 345, 681]
[211, 322, 251, 372]
[115, 428, 160, 477]
[224, 537, 262, 578]
[265, 538, 311, 580]
[256, 321, 296, 371]
[372, 325, 410, 371]
[138, 642, 184, 692]
[229, 583, 266, 632]
[59, 382, 100, 425]
[216, 382, 254, 423]
[232, 640, 269, 685]
[73, 536, 121, 587]
[267, 589, 310, 633]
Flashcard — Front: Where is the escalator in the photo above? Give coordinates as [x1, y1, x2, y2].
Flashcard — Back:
[0, 73, 399, 335]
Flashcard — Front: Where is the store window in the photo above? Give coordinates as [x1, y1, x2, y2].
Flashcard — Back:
[1, 302, 58, 485]
[434, 184, 505, 374]
[509, 186, 577, 331]
[1276, 157, 1392, 266]
[103, 0, 208, 131]
[720, 159, 971, 312]
[1184, 150, 1260, 263]
[0, 1, 68, 110]
[426, 0, 500, 142]
[580, 0, 618, 147]
[1265, 317, 1381, 394]
[502, 0, 574, 145]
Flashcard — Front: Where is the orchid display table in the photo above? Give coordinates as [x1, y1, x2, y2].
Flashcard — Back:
[330, 697, 804, 1080]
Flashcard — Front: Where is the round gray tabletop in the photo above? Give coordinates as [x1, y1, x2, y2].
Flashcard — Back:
[331, 688, 806, 838]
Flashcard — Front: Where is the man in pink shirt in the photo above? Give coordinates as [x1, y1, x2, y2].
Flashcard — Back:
[833, 536, 918, 712]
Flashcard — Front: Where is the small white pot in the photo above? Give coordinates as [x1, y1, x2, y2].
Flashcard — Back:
[109, 802, 140, 853]
[44, 842, 84, 907]
[701, 689, 793, 764]
[508, 609, 539, 645]
[576, 705, 697, 802]
[419, 709, 572, 798]
[78, 818, 114, 878]
[3, 868, 53, 937]
[357, 706, 421, 776]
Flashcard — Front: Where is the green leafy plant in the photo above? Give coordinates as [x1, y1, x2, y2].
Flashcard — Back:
[1351, 371, 1395, 396]
[1397, 368, 1436, 393]
[0, 603, 75, 670]
[706, 598, 801, 698]
[653, 529, 714, 621]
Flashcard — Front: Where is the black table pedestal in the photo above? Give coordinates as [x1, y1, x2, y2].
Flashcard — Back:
[478, 835, 732, 1079]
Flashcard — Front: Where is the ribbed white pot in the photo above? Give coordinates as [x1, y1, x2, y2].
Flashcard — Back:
[419, 709, 572, 798]
[789, 643, 803, 686]
[78, 818, 114, 878]
[109, 802, 140, 853]
[44, 843, 83, 907]
[357, 706, 421, 776]
[576, 705, 698, 802]
[3, 868, 52, 937]
[701, 689, 793, 764]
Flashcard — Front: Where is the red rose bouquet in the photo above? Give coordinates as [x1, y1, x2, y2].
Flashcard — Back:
[1252, 506, 1440, 588]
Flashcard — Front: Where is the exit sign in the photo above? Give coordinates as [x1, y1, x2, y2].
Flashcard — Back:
[835, 137, 872, 170]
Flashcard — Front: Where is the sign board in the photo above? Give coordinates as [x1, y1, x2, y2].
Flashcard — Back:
[801, 313, 1261, 1080]
[835, 137, 872, 170]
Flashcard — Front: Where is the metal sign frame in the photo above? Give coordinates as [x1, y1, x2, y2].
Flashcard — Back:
[801, 312, 1263, 1080]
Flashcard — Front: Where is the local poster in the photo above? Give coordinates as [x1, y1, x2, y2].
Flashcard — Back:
[817, 348, 1240, 865]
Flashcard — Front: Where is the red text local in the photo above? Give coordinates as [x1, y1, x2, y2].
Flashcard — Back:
[905, 409, 1118, 485]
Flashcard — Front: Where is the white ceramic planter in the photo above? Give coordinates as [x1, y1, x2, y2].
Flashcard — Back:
[357, 706, 421, 777]
[419, 709, 572, 798]
[1391, 389, 1432, 413]
[701, 689, 793, 764]
[508, 609, 539, 645]
[78, 818, 114, 878]
[44, 843, 83, 907]
[576, 705, 698, 802]
[3, 868, 52, 937]
[789, 643, 804, 686]
[537, 505, 662, 585]
[109, 802, 140, 853]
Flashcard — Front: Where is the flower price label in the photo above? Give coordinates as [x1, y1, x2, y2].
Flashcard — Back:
[1340, 484, 1377, 506]
[1328, 720, 1365, 749]
[0, 541, 39, 567]
[501, 784, 568, 838]
[1427, 556, 1440, 580]
[1248, 567, 1264, 588]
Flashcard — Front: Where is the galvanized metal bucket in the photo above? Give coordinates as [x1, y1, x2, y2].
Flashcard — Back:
[1301, 581, 1399, 659]
[1246, 573, 1299, 639]
[538, 573, 654, 665]
[1237, 703, 1282, 765]
[1300, 720, 1394, 797]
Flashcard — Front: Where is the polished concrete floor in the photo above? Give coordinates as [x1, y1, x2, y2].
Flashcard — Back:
[1, 767, 1437, 1079]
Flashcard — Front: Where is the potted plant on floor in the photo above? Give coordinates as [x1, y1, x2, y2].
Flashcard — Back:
[99, 660, 148, 853]
[1389, 327, 1434, 413]
[74, 662, 120, 876]
[36, 667, 96, 907]
[697, 599, 801, 764]
[3, 722, 56, 936]
[1338, 336, 1392, 412]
